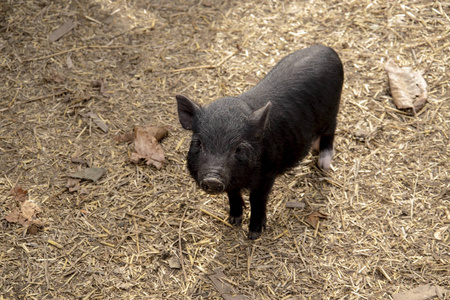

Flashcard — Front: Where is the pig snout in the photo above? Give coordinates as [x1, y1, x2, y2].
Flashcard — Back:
[200, 175, 225, 194]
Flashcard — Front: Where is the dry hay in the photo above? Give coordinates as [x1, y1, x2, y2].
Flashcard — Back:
[0, 0, 449, 299]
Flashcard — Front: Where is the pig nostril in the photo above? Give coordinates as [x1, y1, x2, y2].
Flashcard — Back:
[200, 177, 225, 194]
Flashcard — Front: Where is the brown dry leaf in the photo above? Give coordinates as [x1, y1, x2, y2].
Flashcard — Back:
[392, 284, 447, 300]
[27, 224, 41, 234]
[43, 70, 66, 83]
[4, 200, 45, 234]
[384, 59, 427, 114]
[130, 125, 169, 169]
[4, 210, 25, 224]
[66, 178, 81, 192]
[114, 132, 134, 143]
[83, 90, 92, 101]
[91, 79, 110, 98]
[305, 211, 329, 229]
[21, 200, 43, 220]
[10, 186, 28, 203]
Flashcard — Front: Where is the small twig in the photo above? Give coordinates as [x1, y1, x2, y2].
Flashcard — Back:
[6, 76, 22, 107]
[63, 252, 89, 275]
[178, 207, 188, 284]
[12, 171, 24, 191]
[294, 238, 308, 268]
[23, 44, 143, 62]
[82, 290, 96, 300]
[24, 89, 67, 103]
[43, 242, 50, 290]
[313, 219, 320, 237]
[171, 51, 238, 73]
[339, 204, 346, 231]
[84, 15, 103, 25]
[377, 266, 392, 283]
[247, 244, 255, 280]
[0, 163, 19, 177]
[200, 208, 233, 228]
[125, 212, 148, 221]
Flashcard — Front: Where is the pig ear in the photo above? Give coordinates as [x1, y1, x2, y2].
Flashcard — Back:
[176, 94, 201, 130]
[249, 102, 272, 137]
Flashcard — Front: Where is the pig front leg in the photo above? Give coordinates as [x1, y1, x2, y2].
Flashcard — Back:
[228, 189, 244, 226]
[248, 176, 275, 240]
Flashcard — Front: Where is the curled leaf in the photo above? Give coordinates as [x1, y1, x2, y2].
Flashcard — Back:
[130, 125, 169, 169]
[4, 200, 45, 234]
[305, 211, 329, 229]
[384, 59, 427, 114]
[66, 178, 81, 192]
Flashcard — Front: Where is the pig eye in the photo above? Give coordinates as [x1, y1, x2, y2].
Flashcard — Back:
[234, 145, 247, 162]
[191, 138, 202, 152]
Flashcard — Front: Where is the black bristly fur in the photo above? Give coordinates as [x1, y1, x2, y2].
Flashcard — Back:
[176, 45, 344, 239]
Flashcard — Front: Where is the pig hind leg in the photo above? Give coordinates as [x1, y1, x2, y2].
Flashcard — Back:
[312, 137, 320, 153]
[317, 124, 336, 171]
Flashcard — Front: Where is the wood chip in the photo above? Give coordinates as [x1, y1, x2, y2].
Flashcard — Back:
[285, 201, 306, 209]
[68, 168, 106, 182]
[208, 269, 246, 300]
[81, 111, 109, 133]
[48, 20, 76, 42]
[168, 256, 181, 269]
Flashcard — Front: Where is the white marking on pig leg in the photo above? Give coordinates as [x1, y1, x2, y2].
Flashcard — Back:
[318, 149, 333, 170]
[312, 137, 320, 152]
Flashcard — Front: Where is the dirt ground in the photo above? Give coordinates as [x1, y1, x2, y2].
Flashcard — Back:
[1, 0, 449, 299]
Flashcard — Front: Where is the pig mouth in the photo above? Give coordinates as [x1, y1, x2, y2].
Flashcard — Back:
[200, 175, 225, 194]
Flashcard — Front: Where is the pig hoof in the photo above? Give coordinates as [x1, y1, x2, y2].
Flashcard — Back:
[229, 215, 243, 226]
[318, 149, 333, 170]
[248, 217, 265, 239]
[247, 230, 262, 240]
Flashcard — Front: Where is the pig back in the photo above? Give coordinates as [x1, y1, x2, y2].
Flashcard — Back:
[240, 45, 344, 175]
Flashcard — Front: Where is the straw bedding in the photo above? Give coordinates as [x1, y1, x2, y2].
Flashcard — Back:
[0, 0, 448, 299]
